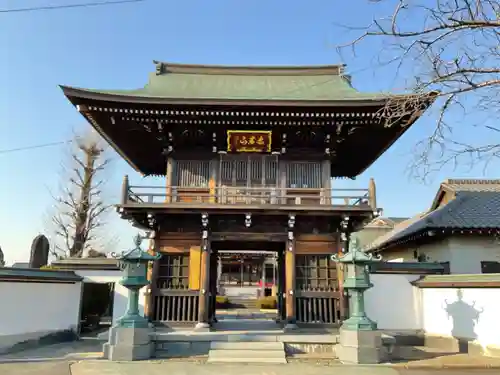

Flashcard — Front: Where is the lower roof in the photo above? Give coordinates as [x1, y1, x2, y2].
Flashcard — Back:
[370, 191, 500, 251]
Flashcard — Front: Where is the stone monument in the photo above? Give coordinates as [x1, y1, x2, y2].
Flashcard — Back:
[332, 237, 383, 364]
[103, 234, 161, 361]
[0, 245, 4, 267]
[29, 235, 50, 268]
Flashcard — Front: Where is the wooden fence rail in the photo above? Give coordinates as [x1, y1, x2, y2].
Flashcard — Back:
[152, 290, 199, 323]
[123, 183, 373, 208]
[295, 292, 342, 325]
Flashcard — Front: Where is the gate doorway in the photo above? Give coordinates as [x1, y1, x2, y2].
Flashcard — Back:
[209, 241, 286, 325]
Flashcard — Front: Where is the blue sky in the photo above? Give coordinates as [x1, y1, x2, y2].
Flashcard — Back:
[0, 0, 496, 264]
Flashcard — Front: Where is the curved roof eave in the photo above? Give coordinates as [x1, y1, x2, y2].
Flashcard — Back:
[60, 84, 429, 108]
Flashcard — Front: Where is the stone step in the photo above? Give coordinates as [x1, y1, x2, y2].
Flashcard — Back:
[207, 340, 287, 364]
[229, 298, 258, 308]
[209, 349, 285, 358]
[210, 341, 284, 350]
[207, 356, 287, 364]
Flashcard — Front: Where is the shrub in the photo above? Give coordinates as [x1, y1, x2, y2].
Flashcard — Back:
[256, 296, 277, 309]
[216, 295, 230, 309]
[40, 265, 59, 270]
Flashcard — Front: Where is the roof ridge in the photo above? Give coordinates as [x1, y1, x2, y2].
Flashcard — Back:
[153, 61, 347, 76]
[444, 178, 500, 185]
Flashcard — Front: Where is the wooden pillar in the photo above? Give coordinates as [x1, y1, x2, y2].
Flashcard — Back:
[121, 175, 129, 204]
[209, 251, 218, 323]
[368, 177, 377, 210]
[145, 233, 160, 322]
[209, 158, 218, 203]
[196, 213, 211, 330]
[321, 160, 331, 204]
[338, 217, 351, 321]
[285, 214, 297, 329]
[276, 250, 286, 322]
[278, 159, 287, 204]
[165, 157, 174, 203]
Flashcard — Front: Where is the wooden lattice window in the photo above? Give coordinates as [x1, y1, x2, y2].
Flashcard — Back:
[296, 255, 338, 291]
[156, 254, 189, 289]
[286, 162, 322, 188]
[174, 160, 210, 187]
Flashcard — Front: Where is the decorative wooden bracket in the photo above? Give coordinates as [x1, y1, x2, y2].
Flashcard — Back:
[281, 133, 287, 154]
[212, 132, 217, 153]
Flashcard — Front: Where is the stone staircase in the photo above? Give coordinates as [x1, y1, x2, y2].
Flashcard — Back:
[229, 297, 257, 309]
[207, 341, 287, 364]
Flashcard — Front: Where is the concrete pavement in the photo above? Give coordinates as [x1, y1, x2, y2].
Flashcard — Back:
[1, 360, 500, 375]
[68, 362, 500, 375]
[2, 339, 500, 375]
[0, 361, 71, 375]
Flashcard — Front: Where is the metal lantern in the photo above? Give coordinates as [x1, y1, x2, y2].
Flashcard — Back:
[111, 234, 162, 328]
[331, 237, 382, 331]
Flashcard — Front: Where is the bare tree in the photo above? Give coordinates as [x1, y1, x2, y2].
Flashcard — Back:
[338, 0, 500, 179]
[49, 131, 114, 258]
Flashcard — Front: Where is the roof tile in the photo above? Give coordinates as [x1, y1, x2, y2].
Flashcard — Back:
[442, 179, 500, 193]
[370, 191, 500, 250]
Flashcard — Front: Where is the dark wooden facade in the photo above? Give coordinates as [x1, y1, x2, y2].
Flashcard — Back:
[61, 62, 434, 328]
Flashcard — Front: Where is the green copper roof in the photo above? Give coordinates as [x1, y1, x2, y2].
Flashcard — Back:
[66, 62, 392, 103]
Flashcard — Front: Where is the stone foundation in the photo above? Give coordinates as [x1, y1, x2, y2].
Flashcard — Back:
[103, 326, 154, 361]
[337, 328, 383, 364]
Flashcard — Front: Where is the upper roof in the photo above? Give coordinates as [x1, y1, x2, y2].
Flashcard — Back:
[60, 61, 436, 176]
[370, 191, 500, 251]
[62, 61, 393, 104]
[430, 179, 500, 209]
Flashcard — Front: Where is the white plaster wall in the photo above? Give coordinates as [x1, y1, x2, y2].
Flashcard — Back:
[365, 274, 422, 331]
[0, 281, 82, 351]
[75, 270, 148, 325]
[447, 237, 500, 274]
[421, 287, 500, 349]
[383, 236, 500, 274]
[384, 238, 452, 264]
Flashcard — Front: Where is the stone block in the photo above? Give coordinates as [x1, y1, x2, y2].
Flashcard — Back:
[104, 326, 154, 361]
[340, 328, 382, 348]
[337, 328, 383, 364]
[107, 326, 151, 346]
[337, 344, 381, 364]
[106, 342, 154, 361]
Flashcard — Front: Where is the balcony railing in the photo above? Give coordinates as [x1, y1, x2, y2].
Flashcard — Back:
[121, 176, 377, 209]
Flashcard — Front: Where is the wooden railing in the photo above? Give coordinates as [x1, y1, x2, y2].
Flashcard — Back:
[152, 289, 199, 324]
[295, 291, 343, 325]
[121, 176, 377, 209]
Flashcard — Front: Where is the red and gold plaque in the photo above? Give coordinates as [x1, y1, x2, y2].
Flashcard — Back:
[227, 130, 272, 153]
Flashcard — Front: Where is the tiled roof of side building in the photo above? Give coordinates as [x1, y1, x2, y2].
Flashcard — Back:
[365, 212, 429, 251]
[430, 179, 500, 210]
[442, 179, 500, 192]
[369, 191, 500, 251]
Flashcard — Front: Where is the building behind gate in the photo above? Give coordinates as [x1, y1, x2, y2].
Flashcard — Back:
[61, 61, 435, 329]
